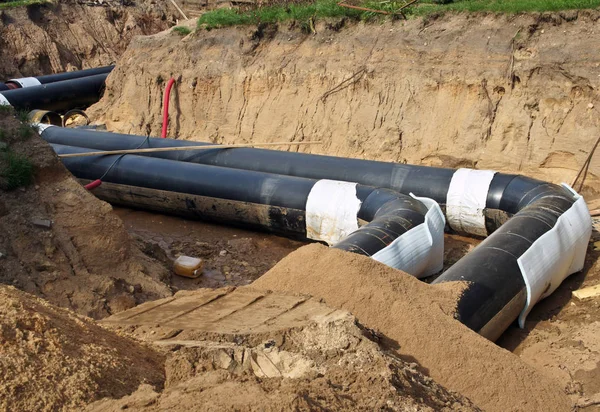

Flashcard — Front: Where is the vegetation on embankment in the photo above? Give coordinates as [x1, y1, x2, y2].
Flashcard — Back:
[0, 0, 49, 10]
[196, 0, 600, 29]
[0, 107, 35, 190]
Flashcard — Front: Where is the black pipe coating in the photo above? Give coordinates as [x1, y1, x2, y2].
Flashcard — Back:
[42, 128, 583, 340]
[51, 143, 429, 258]
[2, 66, 114, 89]
[0, 74, 108, 112]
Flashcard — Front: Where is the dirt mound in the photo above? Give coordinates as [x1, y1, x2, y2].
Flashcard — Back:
[89, 288, 478, 411]
[91, 12, 600, 197]
[0, 111, 172, 318]
[252, 244, 571, 412]
[0, 0, 175, 78]
[0, 285, 165, 411]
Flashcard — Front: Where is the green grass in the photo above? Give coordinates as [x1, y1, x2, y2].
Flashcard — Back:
[410, 0, 600, 15]
[197, 0, 600, 29]
[173, 26, 193, 36]
[0, 0, 50, 9]
[1, 151, 33, 190]
[197, 0, 361, 29]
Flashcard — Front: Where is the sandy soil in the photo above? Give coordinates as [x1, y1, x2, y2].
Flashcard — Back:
[0, 0, 175, 78]
[90, 287, 478, 411]
[0, 285, 165, 411]
[0, 113, 172, 318]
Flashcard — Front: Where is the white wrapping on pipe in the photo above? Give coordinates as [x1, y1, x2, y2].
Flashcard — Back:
[517, 184, 592, 327]
[305, 179, 361, 245]
[9, 77, 42, 88]
[372, 194, 445, 278]
[446, 168, 496, 237]
[0, 94, 10, 106]
[32, 123, 54, 133]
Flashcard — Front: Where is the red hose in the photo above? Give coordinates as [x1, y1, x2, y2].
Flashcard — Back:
[161, 78, 175, 138]
[84, 179, 102, 190]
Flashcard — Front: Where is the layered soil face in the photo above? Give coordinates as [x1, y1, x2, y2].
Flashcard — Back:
[0, 0, 175, 78]
[0, 113, 172, 318]
[91, 11, 600, 196]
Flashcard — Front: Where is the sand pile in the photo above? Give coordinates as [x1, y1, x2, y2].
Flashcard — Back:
[89, 290, 478, 411]
[0, 286, 165, 411]
[253, 244, 572, 412]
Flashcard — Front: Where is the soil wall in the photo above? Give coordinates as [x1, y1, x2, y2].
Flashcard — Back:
[0, 0, 175, 78]
[91, 11, 600, 196]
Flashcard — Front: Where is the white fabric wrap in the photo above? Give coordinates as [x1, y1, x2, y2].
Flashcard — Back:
[305, 179, 361, 245]
[32, 123, 54, 133]
[0, 94, 10, 106]
[517, 184, 592, 327]
[446, 168, 496, 237]
[372, 195, 445, 278]
[9, 77, 41, 88]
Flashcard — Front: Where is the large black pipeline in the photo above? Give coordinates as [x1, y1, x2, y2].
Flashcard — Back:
[3, 65, 114, 89]
[41, 127, 583, 340]
[51, 143, 429, 257]
[0, 74, 108, 112]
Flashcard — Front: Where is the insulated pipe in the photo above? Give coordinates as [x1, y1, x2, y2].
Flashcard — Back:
[2, 65, 114, 89]
[0, 74, 108, 112]
[50, 143, 429, 261]
[40, 128, 590, 341]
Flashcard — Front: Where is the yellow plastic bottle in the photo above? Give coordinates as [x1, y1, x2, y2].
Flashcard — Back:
[174, 256, 204, 278]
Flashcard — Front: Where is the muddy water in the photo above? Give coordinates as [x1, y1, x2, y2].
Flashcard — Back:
[114, 207, 305, 291]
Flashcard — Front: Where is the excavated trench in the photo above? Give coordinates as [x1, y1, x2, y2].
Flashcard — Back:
[2, 5, 600, 412]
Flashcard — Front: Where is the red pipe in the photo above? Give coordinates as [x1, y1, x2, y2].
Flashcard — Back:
[161, 78, 175, 138]
[84, 179, 102, 190]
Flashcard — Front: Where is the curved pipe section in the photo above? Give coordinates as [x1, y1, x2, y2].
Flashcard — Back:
[40, 128, 591, 341]
[50, 143, 432, 276]
[0, 74, 108, 112]
[1, 66, 114, 89]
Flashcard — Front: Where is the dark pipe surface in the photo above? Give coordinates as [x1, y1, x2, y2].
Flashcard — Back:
[51, 144, 428, 257]
[34, 65, 114, 85]
[41, 129, 583, 340]
[0, 74, 107, 112]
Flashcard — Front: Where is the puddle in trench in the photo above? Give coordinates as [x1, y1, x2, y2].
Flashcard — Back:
[114, 207, 305, 291]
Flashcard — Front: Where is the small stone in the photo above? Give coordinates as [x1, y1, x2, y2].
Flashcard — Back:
[34, 185, 40, 190]
[32, 218, 52, 229]
[541, 29, 545, 34]
[587, 103, 594, 109]
[0, 252, 5, 259]
[219, 250, 227, 257]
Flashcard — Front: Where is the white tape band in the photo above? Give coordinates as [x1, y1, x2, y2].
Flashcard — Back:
[305, 179, 361, 245]
[0, 94, 11, 106]
[9, 77, 41, 88]
[446, 168, 496, 237]
[372, 195, 445, 278]
[31, 123, 55, 133]
[517, 184, 592, 327]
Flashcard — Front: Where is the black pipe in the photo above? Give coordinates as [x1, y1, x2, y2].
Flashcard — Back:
[41, 128, 585, 341]
[51, 144, 429, 258]
[2, 66, 114, 89]
[0, 74, 108, 112]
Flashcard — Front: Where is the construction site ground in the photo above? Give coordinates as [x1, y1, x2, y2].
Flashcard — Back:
[1, 1, 600, 411]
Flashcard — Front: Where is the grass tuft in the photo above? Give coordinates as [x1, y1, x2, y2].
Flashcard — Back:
[1, 151, 33, 190]
[173, 26, 193, 36]
[0, 0, 50, 9]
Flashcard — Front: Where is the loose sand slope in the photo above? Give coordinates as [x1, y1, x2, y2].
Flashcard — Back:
[253, 244, 572, 412]
[0, 286, 165, 411]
